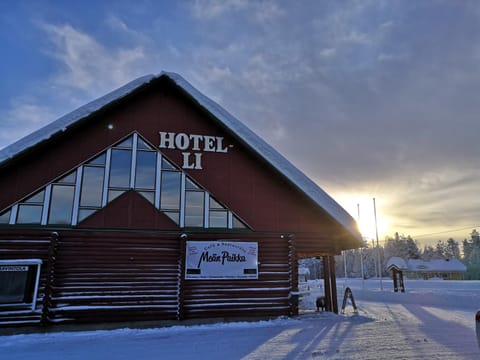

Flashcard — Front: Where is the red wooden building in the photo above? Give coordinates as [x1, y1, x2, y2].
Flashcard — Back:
[0, 72, 361, 328]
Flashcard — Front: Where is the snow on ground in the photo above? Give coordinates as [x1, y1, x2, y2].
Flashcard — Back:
[1, 278, 479, 359]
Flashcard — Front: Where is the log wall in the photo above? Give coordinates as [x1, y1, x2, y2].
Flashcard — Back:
[0, 230, 295, 328]
[0, 231, 51, 326]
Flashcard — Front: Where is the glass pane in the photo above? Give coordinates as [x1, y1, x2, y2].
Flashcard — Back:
[114, 136, 133, 148]
[78, 208, 96, 222]
[108, 190, 126, 202]
[137, 137, 153, 150]
[87, 153, 106, 166]
[185, 177, 200, 190]
[24, 190, 45, 204]
[160, 171, 181, 209]
[161, 158, 177, 170]
[139, 191, 155, 205]
[0, 210, 11, 224]
[135, 151, 156, 189]
[185, 191, 204, 227]
[109, 149, 131, 188]
[209, 197, 225, 210]
[164, 211, 180, 225]
[209, 210, 228, 228]
[0, 269, 29, 303]
[233, 215, 247, 229]
[57, 171, 77, 184]
[48, 185, 75, 224]
[16, 205, 42, 224]
[80, 166, 105, 207]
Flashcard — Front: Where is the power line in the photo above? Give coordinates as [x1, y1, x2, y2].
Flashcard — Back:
[411, 225, 480, 239]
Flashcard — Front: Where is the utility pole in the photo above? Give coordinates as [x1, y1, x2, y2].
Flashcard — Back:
[373, 197, 383, 290]
[358, 203, 365, 289]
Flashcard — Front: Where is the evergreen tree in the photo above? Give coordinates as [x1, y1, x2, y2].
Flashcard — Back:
[423, 245, 436, 261]
[434, 240, 447, 259]
[384, 232, 421, 260]
[463, 230, 480, 279]
[445, 238, 460, 259]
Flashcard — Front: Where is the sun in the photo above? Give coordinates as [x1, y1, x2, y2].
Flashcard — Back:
[358, 214, 389, 242]
[334, 193, 391, 243]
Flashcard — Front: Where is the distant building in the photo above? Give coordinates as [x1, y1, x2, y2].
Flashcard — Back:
[386, 257, 467, 280]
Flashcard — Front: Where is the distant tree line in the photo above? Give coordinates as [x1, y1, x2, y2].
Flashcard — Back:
[299, 229, 480, 280]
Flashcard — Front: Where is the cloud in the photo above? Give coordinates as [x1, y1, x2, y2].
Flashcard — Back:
[0, 100, 55, 149]
[189, 0, 284, 23]
[190, 0, 247, 19]
[3, 1, 480, 244]
[41, 23, 147, 98]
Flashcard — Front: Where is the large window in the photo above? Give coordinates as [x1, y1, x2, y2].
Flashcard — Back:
[0, 259, 42, 311]
[49, 185, 75, 224]
[185, 179, 204, 227]
[0, 133, 249, 230]
[135, 138, 157, 205]
[160, 158, 181, 224]
[79, 155, 106, 222]
[48, 171, 76, 225]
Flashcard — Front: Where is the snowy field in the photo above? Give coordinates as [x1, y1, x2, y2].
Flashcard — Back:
[1, 278, 479, 359]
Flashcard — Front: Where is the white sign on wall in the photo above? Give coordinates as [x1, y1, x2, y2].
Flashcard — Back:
[185, 241, 258, 280]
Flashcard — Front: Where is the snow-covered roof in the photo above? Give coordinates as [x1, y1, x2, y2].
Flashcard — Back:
[386, 257, 466, 272]
[385, 257, 408, 271]
[0, 72, 361, 242]
[407, 259, 466, 273]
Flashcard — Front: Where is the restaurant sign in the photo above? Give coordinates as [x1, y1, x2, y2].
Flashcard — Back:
[185, 241, 258, 280]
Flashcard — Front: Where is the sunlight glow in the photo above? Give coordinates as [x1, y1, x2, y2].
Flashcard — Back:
[358, 213, 389, 242]
[334, 193, 391, 243]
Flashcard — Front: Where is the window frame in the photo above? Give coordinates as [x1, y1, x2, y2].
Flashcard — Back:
[0, 259, 42, 311]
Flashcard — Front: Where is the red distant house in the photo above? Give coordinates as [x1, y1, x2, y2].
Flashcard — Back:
[0, 72, 361, 328]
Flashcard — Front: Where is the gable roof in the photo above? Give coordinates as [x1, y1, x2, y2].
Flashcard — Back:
[0, 71, 361, 242]
[386, 256, 408, 271]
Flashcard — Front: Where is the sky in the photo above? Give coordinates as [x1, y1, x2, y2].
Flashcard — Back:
[1, 0, 480, 247]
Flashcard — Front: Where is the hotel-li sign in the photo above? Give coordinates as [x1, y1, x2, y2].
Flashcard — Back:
[159, 131, 229, 170]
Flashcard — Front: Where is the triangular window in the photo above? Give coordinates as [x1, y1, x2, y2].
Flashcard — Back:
[114, 137, 133, 149]
[161, 158, 177, 170]
[137, 138, 153, 150]
[0, 209, 11, 224]
[57, 171, 77, 184]
[0, 132, 250, 230]
[87, 153, 106, 166]
[23, 190, 45, 204]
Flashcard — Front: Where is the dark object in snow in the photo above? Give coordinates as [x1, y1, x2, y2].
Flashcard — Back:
[392, 268, 405, 293]
[476, 310, 480, 348]
[316, 296, 326, 312]
[341, 287, 358, 314]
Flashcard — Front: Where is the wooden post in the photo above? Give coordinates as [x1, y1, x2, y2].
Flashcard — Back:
[399, 271, 405, 292]
[322, 256, 332, 312]
[288, 234, 298, 316]
[329, 255, 338, 314]
[41, 232, 60, 326]
[177, 234, 187, 321]
[393, 268, 398, 292]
